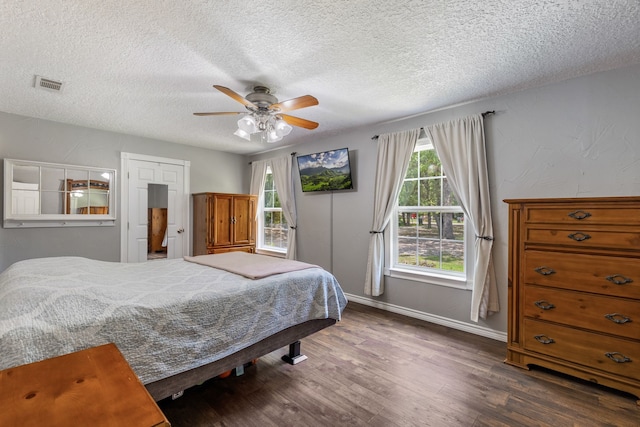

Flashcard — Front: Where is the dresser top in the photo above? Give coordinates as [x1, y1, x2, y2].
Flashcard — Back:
[504, 196, 640, 204]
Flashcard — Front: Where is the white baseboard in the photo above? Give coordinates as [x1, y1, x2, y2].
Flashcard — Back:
[344, 293, 507, 342]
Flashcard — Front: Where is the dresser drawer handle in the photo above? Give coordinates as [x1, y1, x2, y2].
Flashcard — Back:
[534, 300, 555, 310]
[534, 266, 556, 276]
[567, 232, 591, 242]
[534, 334, 555, 344]
[605, 274, 634, 285]
[604, 313, 632, 324]
[567, 210, 592, 220]
[605, 352, 631, 363]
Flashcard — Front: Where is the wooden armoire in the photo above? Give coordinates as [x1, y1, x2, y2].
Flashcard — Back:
[192, 193, 257, 255]
[147, 208, 167, 253]
[504, 196, 640, 403]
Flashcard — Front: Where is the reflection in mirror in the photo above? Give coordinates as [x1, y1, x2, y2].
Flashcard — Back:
[66, 176, 110, 214]
[11, 165, 40, 214]
[148, 184, 168, 260]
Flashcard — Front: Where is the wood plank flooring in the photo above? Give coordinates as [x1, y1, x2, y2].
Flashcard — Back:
[158, 303, 639, 426]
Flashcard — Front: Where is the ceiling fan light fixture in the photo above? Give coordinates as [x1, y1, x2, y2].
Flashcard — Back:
[275, 118, 292, 137]
[233, 128, 252, 141]
[266, 128, 282, 143]
[257, 118, 268, 132]
[196, 84, 319, 144]
[237, 115, 257, 134]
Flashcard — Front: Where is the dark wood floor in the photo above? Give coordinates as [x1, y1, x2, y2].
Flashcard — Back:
[158, 303, 639, 426]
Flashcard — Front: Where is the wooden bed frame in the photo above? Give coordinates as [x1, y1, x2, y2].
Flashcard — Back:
[145, 318, 336, 401]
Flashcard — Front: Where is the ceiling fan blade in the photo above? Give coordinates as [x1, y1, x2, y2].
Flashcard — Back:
[213, 85, 257, 109]
[193, 112, 244, 116]
[281, 114, 319, 130]
[270, 95, 318, 113]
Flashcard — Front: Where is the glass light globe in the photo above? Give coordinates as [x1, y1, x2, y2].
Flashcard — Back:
[237, 115, 257, 134]
[267, 128, 282, 143]
[234, 128, 251, 141]
[275, 119, 292, 137]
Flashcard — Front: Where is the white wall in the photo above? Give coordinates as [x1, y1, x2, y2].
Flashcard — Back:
[0, 112, 248, 271]
[250, 63, 640, 335]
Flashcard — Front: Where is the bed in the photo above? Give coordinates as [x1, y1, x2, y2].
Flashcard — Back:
[0, 253, 347, 401]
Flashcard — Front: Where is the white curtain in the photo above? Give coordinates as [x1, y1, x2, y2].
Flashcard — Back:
[271, 155, 297, 259]
[365, 129, 420, 296]
[425, 114, 499, 321]
[250, 160, 269, 221]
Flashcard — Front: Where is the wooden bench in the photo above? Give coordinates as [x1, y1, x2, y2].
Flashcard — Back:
[0, 343, 170, 426]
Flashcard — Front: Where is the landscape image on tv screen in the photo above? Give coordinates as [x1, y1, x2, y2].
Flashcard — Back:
[297, 148, 353, 192]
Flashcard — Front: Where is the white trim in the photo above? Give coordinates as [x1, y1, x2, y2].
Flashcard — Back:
[255, 248, 286, 258]
[384, 266, 471, 290]
[120, 152, 191, 262]
[344, 293, 507, 342]
[4, 219, 115, 228]
[120, 152, 187, 166]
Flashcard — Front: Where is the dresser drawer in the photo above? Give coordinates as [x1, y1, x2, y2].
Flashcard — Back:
[524, 205, 640, 226]
[522, 319, 640, 379]
[523, 285, 640, 340]
[525, 226, 640, 250]
[523, 250, 640, 299]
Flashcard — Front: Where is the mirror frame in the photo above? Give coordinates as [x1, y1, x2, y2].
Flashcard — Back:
[3, 158, 117, 228]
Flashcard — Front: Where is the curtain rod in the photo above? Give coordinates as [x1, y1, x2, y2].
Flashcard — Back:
[248, 151, 297, 165]
[370, 110, 495, 140]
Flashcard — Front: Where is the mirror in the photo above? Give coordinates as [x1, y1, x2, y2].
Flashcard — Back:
[4, 158, 116, 228]
[147, 183, 168, 260]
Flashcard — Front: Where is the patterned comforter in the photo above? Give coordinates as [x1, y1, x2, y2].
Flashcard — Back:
[0, 256, 347, 384]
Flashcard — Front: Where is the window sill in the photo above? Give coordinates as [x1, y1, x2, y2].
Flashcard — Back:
[384, 266, 471, 290]
[256, 248, 286, 258]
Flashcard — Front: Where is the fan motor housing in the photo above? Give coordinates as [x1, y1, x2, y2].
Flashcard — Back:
[246, 86, 278, 108]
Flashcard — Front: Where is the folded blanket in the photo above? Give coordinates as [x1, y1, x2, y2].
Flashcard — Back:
[183, 252, 320, 279]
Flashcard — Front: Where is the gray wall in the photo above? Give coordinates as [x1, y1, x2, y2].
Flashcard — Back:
[250, 63, 640, 334]
[0, 112, 248, 271]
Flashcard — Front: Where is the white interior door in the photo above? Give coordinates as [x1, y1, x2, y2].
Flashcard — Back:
[121, 153, 190, 263]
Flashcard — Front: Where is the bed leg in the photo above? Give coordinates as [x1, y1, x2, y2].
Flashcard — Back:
[281, 340, 308, 365]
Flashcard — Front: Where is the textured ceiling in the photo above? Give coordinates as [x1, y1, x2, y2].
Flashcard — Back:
[1, 1, 639, 155]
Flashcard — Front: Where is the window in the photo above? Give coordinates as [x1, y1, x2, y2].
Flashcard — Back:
[388, 139, 471, 288]
[258, 166, 288, 253]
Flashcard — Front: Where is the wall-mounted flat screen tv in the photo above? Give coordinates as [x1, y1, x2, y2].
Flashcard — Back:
[297, 148, 353, 192]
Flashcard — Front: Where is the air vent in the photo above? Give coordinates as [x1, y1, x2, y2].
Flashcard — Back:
[34, 75, 64, 93]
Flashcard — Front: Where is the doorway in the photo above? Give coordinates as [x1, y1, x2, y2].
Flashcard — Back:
[120, 153, 191, 263]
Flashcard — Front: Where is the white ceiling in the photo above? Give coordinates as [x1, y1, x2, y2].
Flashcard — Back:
[1, 1, 639, 155]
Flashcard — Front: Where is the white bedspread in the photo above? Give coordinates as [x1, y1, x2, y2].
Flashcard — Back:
[0, 256, 347, 384]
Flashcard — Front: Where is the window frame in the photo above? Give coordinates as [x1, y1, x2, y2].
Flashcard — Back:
[385, 139, 473, 290]
[256, 166, 288, 256]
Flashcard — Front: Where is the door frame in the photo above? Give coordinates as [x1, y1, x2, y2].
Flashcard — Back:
[120, 152, 191, 262]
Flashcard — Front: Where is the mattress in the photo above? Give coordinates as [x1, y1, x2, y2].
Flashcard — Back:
[0, 256, 347, 384]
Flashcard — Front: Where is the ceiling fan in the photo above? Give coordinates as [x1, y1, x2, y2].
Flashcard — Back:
[194, 85, 319, 143]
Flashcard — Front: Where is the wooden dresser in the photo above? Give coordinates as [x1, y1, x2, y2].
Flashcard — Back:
[193, 192, 257, 255]
[505, 196, 640, 403]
